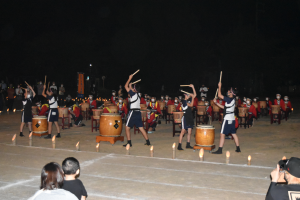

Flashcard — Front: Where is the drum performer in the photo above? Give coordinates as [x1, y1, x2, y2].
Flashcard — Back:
[177, 84, 196, 150]
[68, 104, 85, 127]
[235, 96, 242, 107]
[284, 96, 292, 116]
[149, 97, 162, 115]
[266, 97, 272, 114]
[87, 95, 97, 118]
[42, 85, 61, 139]
[36, 102, 49, 116]
[19, 85, 35, 137]
[111, 90, 117, 105]
[274, 94, 285, 111]
[147, 107, 157, 134]
[123, 74, 151, 147]
[117, 97, 128, 120]
[139, 93, 147, 104]
[244, 98, 257, 127]
[212, 82, 241, 154]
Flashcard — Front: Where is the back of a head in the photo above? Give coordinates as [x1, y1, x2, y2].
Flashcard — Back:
[229, 87, 238, 97]
[62, 157, 80, 175]
[134, 84, 141, 93]
[40, 162, 64, 190]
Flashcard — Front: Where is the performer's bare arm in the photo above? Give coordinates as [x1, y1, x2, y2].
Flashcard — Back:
[28, 85, 36, 98]
[125, 75, 133, 92]
[218, 82, 224, 100]
[213, 98, 224, 109]
[187, 84, 196, 107]
[42, 85, 47, 98]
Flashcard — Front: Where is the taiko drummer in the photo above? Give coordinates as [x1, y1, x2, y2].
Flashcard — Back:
[123, 74, 151, 147]
[212, 82, 241, 154]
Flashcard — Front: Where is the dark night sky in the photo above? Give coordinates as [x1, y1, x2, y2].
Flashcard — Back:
[1, 0, 300, 97]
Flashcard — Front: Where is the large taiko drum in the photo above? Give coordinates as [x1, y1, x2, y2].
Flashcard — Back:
[252, 102, 258, 109]
[197, 106, 206, 115]
[173, 112, 183, 123]
[158, 101, 166, 111]
[198, 101, 205, 106]
[32, 106, 38, 115]
[108, 105, 118, 113]
[168, 105, 176, 114]
[195, 125, 215, 148]
[99, 113, 122, 136]
[92, 109, 103, 120]
[271, 105, 280, 114]
[212, 104, 220, 113]
[140, 110, 147, 121]
[259, 101, 266, 108]
[238, 107, 249, 117]
[32, 116, 48, 134]
[81, 102, 89, 111]
[140, 104, 147, 110]
[104, 101, 111, 107]
[58, 108, 69, 118]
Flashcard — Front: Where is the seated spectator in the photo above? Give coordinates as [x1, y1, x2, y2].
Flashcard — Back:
[69, 105, 85, 127]
[28, 162, 77, 200]
[62, 157, 88, 200]
[266, 157, 300, 200]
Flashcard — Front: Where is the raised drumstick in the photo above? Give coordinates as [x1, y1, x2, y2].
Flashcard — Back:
[132, 79, 141, 84]
[132, 69, 140, 76]
[215, 88, 218, 98]
[180, 85, 190, 87]
[44, 75, 47, 85]
[181, 90, 191, 95]
[25, 81, 30, 86]
[219, 71, 222, 83]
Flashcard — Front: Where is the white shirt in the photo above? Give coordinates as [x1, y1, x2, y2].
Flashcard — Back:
[129, 91, 140, 109]
[199, 87, 208, 97]
[223, 97, 235, 120]
[28, 189, 77, 200]
[15, 88, 23, 95]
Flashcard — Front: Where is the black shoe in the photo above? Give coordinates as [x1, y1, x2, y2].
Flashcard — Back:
[56, 133, 61, 138]
[177, 143, 184, 150]
[69, 123, 73, 127]
[123, 143, 132, 147]
[44, 134, 52, 139]
[144, 140, 151, 146]
[81, 123, 86, 126]
[186, 144, 193, 149]
[20, 133, 24, 137]
[152, 128, 156, 131]
[235, 146, 241, 153]
[212, 147, 223, 154]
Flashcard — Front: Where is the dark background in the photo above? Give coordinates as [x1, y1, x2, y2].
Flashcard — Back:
[1, 0, 300, 98]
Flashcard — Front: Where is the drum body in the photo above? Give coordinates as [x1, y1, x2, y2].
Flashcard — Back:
[168, 105, 176, 114]
[140, 110, 147, 121]
[32, 106, 38, 115]
[271, 105, 280, 114]
[173, 112, 183, 123]
[140, 104, 147, 110]
[108, 105, 118, 113]
[104, 101, 111, 107]
[32, 116, 48, 134]
[58, 108, 68, 118]
[259, 101, 267, 108]
[198, 101, 205, 106]
[195, 125, 215, 147]
[197, 106, 206, 115]
[252, 102, 258, 109]
[212, 105, 220, 113]
[81, 102, 89, 111]
[158, 101, 166, 111]
[238, 107, 249, 117]
[92, 109, 103, 119]
[99, 113, 123, 136]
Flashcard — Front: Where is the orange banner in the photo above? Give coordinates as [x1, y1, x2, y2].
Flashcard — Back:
[78, 73, 84, 97]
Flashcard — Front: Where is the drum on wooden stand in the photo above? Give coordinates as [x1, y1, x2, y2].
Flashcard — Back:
[104, 101, 112, 107]
[173, 112, 183, 123]
[92, 109, 103, 120]
[158, 101, 166, 111]
[252, 102, 258, 109]
[198, 101, 205, 106]
[99, 113, 123, 136]
[271, 105, 280, 114]
[32, 116, 48, 136]
[238, 107, 249, 117]
[194, 125, 215, 150]
[108, 105, 118, 113]
[58, 108, 69, 118]
[167, 105, 176, 114]
[140, 104, 147, 110]
[197, 106, 206, 115]
[259, 101, 267, 108]
[81, 102, 89, 112]
[140, 110, 147, 121]
[32, 106, 38, 115]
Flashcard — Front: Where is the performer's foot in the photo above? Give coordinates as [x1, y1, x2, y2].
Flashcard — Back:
[44, 134, 52, 139]
[152, 128, 156, 131]
[81, 123, 86, 126]
[123, 140, 132, 147]
[212, 147, 223, 154]
[20, 132, 24, 137]
[235, 146, 241, 153]
[144, 139, 151, 146]
[56, 133, 61, 138]
[69, 123, 73, 127]
[186, 142, 193, 149]
[177, 143, 184, 150]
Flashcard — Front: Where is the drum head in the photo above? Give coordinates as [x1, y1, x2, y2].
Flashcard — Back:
[197, 125, 215, 129]
[33, 116, 47, 119]
[101, 113, 121, 116]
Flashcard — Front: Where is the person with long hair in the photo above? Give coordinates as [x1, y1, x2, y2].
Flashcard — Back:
[28, 162, 77, 200]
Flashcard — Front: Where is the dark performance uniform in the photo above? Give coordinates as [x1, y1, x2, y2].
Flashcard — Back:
[21, 96, 34, 123]
[265, 182, 300, 200]
[181, 99, 194, 130]
[126, 90, 143, 128]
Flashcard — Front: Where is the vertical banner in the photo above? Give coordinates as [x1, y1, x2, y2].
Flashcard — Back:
[77, 72, 84, 98]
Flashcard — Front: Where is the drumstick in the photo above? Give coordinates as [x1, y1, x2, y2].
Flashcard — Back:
[180, 85, 190, 87]
[132, 79, 141, 84]
[215, 88, 218, 98]
[132, 69, 140, 76]
[25, 81, 30, 87]
[44, 75, 47, 85]
[181, 90, 191, 95]
[219, 71, 222, 83]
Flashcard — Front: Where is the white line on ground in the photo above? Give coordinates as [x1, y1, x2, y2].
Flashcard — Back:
[88, 192, 138, 200]
[80, 154, 114, 168]
[83, 174, 266, 196]
[0, 177, 38, 190]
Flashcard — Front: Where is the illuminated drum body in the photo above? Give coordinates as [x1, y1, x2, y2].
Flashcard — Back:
[99, 113, 122, 136]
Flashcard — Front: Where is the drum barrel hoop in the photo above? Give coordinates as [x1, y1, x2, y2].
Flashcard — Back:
[195, 144, 215, 147]
[32, 131, 48, 133]
[99, 134, 121, 137]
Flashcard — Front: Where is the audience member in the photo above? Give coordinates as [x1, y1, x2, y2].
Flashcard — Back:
[7, 84, 14, 111]
[62, 157, 88, 200]
[37, 81, 44, 103]
[50, 81, 58, 95]
[28, 162, 77, 200]
[14, 84, 23, 110]
[59, 83, 65, 106]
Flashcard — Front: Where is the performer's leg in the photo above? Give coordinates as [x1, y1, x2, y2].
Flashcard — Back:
[54, 121, 61, 137]
[232, 134, 241, 152]
[212, 133, 225, 154]
[138, 127, 151, 145]
[20, 122, 25, 136]
[123, 126, 132, 147]
[28, 122, 32, 132]
[45, 122, 53, 139]
[178, 129, 186, 150]
[186, 128, 193, 149]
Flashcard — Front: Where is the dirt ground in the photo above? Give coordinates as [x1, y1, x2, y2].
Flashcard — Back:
[0, 100, 299, 200]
